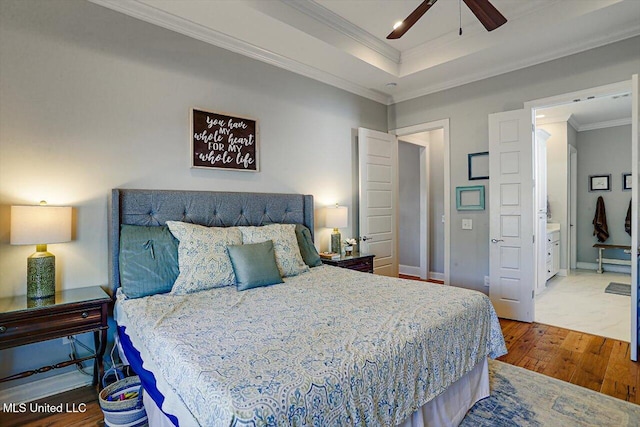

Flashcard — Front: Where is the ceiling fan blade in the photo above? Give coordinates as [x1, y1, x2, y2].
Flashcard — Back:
[387, 0, 439, 40]
[462, 0, 507, 31]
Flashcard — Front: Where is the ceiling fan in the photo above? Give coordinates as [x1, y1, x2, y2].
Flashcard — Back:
[387, 0, 507, 39]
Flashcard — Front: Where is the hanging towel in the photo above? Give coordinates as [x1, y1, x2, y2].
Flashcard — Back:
[592, 196, 609, 242]
[625, 199, 631, 236]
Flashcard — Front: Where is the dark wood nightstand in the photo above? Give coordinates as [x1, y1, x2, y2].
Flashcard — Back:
[321, 253, 375, 273]
[0, 286, 111, 388]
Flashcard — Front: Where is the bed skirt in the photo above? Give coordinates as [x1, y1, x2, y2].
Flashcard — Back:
[138, 356, 489, 427]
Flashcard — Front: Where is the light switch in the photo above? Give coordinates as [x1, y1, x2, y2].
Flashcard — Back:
[462, 219, 473, 230]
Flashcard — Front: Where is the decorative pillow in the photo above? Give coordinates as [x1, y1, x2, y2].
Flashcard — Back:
[166, 221, 242, 294]
[295, 224, 322, 267]
[239, 224, 309, 277]
[119, 225, 179, 299]
[227, 240, 283, 291]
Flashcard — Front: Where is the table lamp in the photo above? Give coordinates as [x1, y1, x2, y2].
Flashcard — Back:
[10, 202, 72, 300]
[325, 204, 348, 254]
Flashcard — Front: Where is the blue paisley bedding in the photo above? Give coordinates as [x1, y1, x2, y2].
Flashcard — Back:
[116, 265, 506, 426]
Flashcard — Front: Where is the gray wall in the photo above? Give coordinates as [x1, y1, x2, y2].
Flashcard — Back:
[429, 130, 445, 274]
[576, 125, 632, 264]
[389, 36, 640, 292]
[398, 141, 421, 267]
[0, 0, 386, 388]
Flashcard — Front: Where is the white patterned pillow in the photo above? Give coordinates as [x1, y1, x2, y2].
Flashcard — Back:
[239, 224, 309, 277]
[166, 221, 242, 294]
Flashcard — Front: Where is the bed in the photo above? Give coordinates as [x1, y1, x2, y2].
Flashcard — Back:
[109, 188, 506, 427]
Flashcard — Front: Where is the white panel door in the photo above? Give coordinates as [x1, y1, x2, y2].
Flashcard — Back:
[489, 109, 535, 322]
[631, 74, 639, 361]
[358, 128, 398, 277]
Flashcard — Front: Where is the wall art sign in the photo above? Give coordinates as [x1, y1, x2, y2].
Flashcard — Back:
[191, 108, 259, 171]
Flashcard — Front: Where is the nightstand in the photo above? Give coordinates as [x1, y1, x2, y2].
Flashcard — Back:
[0, 286, 111, 388]
[321, 253, 375, 273]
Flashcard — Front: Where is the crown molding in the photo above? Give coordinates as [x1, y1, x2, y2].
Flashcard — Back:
[567, 115, 581, 131]
[88, 0, 391, 105]
[578, 117, 632, 132]
[280, 0, 400, 64]
[390, 25, 640, 104]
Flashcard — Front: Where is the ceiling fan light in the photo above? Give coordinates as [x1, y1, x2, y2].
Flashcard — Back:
[393, 21, 403, 30]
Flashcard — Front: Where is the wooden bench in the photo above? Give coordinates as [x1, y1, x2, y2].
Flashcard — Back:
[593, 243, 631, 273]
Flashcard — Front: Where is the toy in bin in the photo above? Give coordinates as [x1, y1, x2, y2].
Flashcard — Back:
[99, 375, 147, 427]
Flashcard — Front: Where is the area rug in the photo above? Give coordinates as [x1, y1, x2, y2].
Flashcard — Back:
[605, 282, 632, 296]
[461, 360, 640, 426]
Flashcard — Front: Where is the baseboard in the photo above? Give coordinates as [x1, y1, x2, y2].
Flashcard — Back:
[428, 271, 445, 281]
[399, 266, 445, 282]
[576, 262, 631, 274]
[399, 265, 423, 278]
[0, 369, 93, 404]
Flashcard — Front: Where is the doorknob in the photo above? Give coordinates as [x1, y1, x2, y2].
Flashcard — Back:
[361, 236, 371, 241]
[491, 238, 504, 243]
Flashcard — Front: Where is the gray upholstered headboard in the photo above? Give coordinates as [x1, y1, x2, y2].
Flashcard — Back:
[108, 189, 314, 295]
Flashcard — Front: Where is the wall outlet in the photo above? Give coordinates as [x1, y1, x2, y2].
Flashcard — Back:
[484, 276, 490, 287]
[462, 219, 473, 230]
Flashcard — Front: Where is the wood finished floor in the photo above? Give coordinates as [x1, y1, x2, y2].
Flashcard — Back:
[1, 321, 637, 426]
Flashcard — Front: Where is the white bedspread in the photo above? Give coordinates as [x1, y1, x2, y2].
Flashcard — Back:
[116, 266, 506, 426]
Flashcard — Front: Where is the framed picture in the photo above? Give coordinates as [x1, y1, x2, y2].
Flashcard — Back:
[468, 151, 489, 180]
[589, 174, 611, 192]
[456, 185, 485, 210]
[191, 108, 259, 172]
[623, 173, 632, 191]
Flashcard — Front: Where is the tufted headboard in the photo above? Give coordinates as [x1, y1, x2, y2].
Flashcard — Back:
[108, 189, 314, 295]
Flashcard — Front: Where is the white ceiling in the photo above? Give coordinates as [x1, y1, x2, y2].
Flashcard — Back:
[90, 0, 640, 105]
[537, 92, 632, 131]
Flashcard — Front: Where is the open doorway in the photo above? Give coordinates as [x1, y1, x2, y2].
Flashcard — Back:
[397, 129, 445, 281]
[391, 119, 451, 285]
[533, 89, 633, 342]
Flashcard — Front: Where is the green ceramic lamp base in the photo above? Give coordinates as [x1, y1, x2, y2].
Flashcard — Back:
[27, 245, 56, 299]
[331, 230, 341, 254]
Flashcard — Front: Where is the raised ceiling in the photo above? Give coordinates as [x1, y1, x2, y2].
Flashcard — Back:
[90, 0, 640, 105]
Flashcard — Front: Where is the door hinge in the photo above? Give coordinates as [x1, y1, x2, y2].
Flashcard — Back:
[532, 290, 535, 299]
[533, 235, 535, 243]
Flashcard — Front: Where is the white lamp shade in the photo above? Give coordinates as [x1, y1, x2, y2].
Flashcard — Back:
[325, 205, 348, 229]
[10, 205, 72, 245]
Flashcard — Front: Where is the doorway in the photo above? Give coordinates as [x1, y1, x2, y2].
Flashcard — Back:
[397, 129, 445, 281]
[531, 85, 633, 342]
[391, 119, 451, 284]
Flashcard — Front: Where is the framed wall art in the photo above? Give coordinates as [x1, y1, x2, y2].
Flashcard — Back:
[456, 185, 485, 210]
[191, 108, 259, 172]
[589, 174, 611, 192]
[468, 151, 489, 180]
[623, 173, 632, 191]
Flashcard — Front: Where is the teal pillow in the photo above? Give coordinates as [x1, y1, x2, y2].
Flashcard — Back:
[119, 225, 179, 298]
[294, 224, 322, 267]
[227, 241, 283, 291]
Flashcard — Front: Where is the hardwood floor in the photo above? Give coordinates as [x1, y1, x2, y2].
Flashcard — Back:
[1, 320, 637, 426]
[498, 318, 639, 404]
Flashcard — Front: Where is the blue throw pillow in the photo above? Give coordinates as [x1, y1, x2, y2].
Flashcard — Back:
[295, 224, 323, 267]
[119, 225, 179, 298]
[227, 240, 283, 291]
